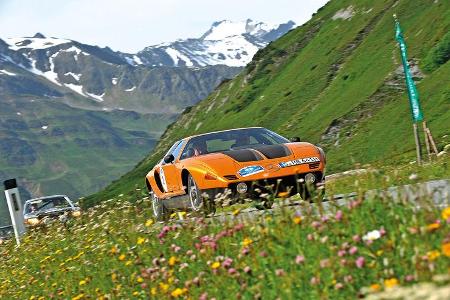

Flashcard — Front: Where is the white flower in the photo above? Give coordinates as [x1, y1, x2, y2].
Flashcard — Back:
[362, 230, 381, 241]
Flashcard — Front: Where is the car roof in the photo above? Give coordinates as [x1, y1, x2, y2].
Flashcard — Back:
[25, 195, 69, 203]
[184, 127, 265, 140]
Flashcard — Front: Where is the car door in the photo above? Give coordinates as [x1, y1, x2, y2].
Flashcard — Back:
[159, 140, 184, 193]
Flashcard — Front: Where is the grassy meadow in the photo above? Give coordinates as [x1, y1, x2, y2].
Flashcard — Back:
[0, 158, 449, 299]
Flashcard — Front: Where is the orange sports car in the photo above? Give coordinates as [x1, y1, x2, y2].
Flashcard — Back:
[145, 127, 326, 220]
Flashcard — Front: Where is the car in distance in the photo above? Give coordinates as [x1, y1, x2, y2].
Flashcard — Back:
[23, 195, 81, 226]
[145, 127, 326, 220]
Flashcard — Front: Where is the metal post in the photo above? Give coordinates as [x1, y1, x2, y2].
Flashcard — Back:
[422, 121, 431, 161]
[3, 179, 26, 246]
[413, 123, 422, 165]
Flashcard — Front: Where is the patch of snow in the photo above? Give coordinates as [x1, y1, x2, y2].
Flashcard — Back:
[64, 72, 81, 81]
[85, 92, 105, 102]
[125, 86, 136, 92]
[27, 52, 61, 86]
[112, 77, 118, 85]
[165, 48, 194, 67]
[0, 69, 16, 76]
[6, 37, 71, 50]
[64, 83, 85, 96]
[41, 125, 49, 130]
[133, 55, 143, 65]
[16, 112, 22, 116]
[332, 6, 355, 20]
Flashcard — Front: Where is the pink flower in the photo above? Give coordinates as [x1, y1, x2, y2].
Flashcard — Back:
[335, 210, 343, 221]
[228, 268, 237, 275]
[310, 276, 320, 285]
[321, 216, 329, 223]
[379, 227, 386, 237]
[340, 259, 347, 266]
[222, 258, 233, 268]
[320, 259, 330, 268]
[352, 235, 361, 242]
[241, 247, 250, 255]
[295, 255, 305, 264]
[349, 246, 358, 255]
[355, 256, 365, 268]
[186, 250, 193, 256]
[307, 234, 314, 241]
[344, 275, 353, 283]
[199, 293, 208, 300]
[275, 269, 286, 276]
[320, 236, 329, 244]
[312, 221, 321, 228]
[259, 251, 268, 257]
[338, 250, 346, 257]
[243, 266, 252, 274]
[334, 282, 344, 290]
[405, 274, 415, 282]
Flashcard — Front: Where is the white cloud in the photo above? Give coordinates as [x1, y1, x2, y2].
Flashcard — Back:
[0, 0, 328, 52]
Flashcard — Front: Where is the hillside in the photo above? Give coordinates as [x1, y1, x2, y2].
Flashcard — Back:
[84, 0, 450, 206]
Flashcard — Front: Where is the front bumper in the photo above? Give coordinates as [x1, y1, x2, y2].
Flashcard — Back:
[203, 172, 325, 201]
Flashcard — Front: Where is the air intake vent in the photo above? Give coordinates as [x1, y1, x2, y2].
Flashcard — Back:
[224, 175, 238, 180]
[309, 162, 320, 169]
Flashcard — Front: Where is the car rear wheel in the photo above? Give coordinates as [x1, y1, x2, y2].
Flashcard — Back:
[151, 192, 169, 221]
[188, 174, 216, 216]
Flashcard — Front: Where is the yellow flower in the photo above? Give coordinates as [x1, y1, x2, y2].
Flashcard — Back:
[137, 277, 144, 283]
[427, 222, 440, 232]
[242, 238, 253, 247]
[110, 246, 118, 255]
[111, 273, 117, 281]
[278, 191, 290, 198]
[132, 291, 139, 296]
[171, 288, 187, 297]
[384, 278, 399, 289]
[72, 294, 84, 300]
[159, 282, 169, 292]
[232, 209, 241, 216]
[150, 287, 157, 295]
[293, 216, 302, 224]
[427, 250, 441, 261]
[370, 283, 381, 292]
[118, 254, 126, 261]
[125, 260, 133, 266]
[137, 237, 146, 245]
[442, 243, 450, 257]
[442, 207, 450, 220]
[376, 250, 384, 256]
[79, 279, 87, 286]
[168, 256, 178, 266]
[211, 261, 221, 269]
[145, 219, 154, 227]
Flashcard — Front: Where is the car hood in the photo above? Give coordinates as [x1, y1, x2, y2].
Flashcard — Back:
[185, 142, 320, 175]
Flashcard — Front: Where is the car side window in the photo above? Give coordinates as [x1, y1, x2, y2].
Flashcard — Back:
[171, 141, 185, 161]
[162, 141, 181, 164]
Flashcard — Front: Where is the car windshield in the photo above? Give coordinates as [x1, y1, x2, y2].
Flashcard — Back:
[180, 128, 289, 159]
[24, 196, 71, 214]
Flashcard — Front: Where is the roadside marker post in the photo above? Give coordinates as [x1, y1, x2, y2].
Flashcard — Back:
[3, 179, 26, 245]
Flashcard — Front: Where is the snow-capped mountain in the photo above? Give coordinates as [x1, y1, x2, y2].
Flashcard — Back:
[124, 19, 296, 68]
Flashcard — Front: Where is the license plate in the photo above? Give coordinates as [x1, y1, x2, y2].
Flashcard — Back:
[279, 157, 320, 168]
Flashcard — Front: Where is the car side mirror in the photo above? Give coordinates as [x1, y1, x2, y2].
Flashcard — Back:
[289, 137, 301, 142]
[164, 154, 175, 164]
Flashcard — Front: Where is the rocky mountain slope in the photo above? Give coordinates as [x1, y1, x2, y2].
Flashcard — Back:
[84, 0, 450, 206]
[123, 19, 296, 68]
[0, 19, 295, 221]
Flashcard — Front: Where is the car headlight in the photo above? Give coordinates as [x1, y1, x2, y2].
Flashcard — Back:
[72, 210, 82, 217]
[26, 218, 40, 226]
[238, 165, 264, 177]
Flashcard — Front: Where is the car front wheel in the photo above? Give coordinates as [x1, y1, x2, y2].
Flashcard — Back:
[188, 174, 216, 216]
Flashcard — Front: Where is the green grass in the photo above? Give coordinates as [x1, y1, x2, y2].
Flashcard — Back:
[1, 162, 449, 299]
[85, 0, 450, 206]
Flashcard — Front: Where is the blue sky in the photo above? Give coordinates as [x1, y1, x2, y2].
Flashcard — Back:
[0, 0, 328, 52]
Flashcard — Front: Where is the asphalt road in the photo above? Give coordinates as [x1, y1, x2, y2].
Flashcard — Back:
[209, 179, 450, 223]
